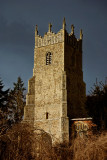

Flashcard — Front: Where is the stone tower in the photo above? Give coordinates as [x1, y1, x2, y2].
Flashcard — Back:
[24, 18, 86, 143]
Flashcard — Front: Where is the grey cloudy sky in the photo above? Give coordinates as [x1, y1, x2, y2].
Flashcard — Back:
[0, 0, 107, 94]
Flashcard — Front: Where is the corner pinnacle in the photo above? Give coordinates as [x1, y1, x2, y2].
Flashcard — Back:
[63, 17, 66, 29]
[71, 25, 74, 34]
[35, 25, 38, 35]
[48, 23, 52, 32]
[80, 29, 83, 39]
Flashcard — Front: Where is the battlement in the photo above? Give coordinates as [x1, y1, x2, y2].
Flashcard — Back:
[65, 30, 82, 51]
[35, 18, 83, 51]
[35, 28, 64, 48]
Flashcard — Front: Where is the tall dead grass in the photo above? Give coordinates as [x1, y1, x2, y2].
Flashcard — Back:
[72, 133, 107, 160]
[0, 123, 36, 160]
[0, 123, 107, 160]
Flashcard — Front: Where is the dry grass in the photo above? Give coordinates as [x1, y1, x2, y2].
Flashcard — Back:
[0, 123, 36, 160]
[0, 123, 107, 160]
[72, 133, 107, 160]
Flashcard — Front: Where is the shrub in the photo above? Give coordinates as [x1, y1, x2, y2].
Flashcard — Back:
[0, 123, 107, 160]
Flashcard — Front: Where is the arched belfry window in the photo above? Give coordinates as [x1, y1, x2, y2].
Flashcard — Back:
[46, 52, 52, 65]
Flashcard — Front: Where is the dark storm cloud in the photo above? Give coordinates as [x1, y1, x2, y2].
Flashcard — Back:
[0, 15, 34, 48]
[0, 0, 107, 94]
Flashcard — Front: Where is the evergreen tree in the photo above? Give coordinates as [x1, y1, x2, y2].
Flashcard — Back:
[86, 80, 107, 130]
[0, 78, 9, 112]
[0, 78, 9, 133]
[8, 77, 26, 123]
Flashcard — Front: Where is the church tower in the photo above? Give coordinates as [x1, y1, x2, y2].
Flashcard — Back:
[24, 18, 86, 143]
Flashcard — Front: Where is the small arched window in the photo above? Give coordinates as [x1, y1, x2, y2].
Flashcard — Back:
[46, 52, 52, 65]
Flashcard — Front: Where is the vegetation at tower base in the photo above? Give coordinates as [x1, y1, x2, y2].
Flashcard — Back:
[7, 77, 26, 124]
[86, 80, 107, 131]
[0, 77, 107, 160]
[0, 123, 107, 160]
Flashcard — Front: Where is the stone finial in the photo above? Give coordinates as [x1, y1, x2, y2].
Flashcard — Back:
[48, 23, 52, 32]
[63, 17, 66, 29]
[80, 29, 83, 39]
[71, 25, 74, 34]
[35, 25, 38, 35]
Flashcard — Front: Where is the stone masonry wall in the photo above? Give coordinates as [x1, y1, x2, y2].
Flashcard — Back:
[33, 40, 69, 143]
[64, 39, 86, 119]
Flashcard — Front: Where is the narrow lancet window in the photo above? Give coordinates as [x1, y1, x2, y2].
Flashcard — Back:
[46, 112, 49, 119]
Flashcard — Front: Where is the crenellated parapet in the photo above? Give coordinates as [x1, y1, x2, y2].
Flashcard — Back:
[35, 27, 64, 48]
[65, 31, 82, 51]
[65, 24, 83, 51]
[35, 18, 83, 51]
